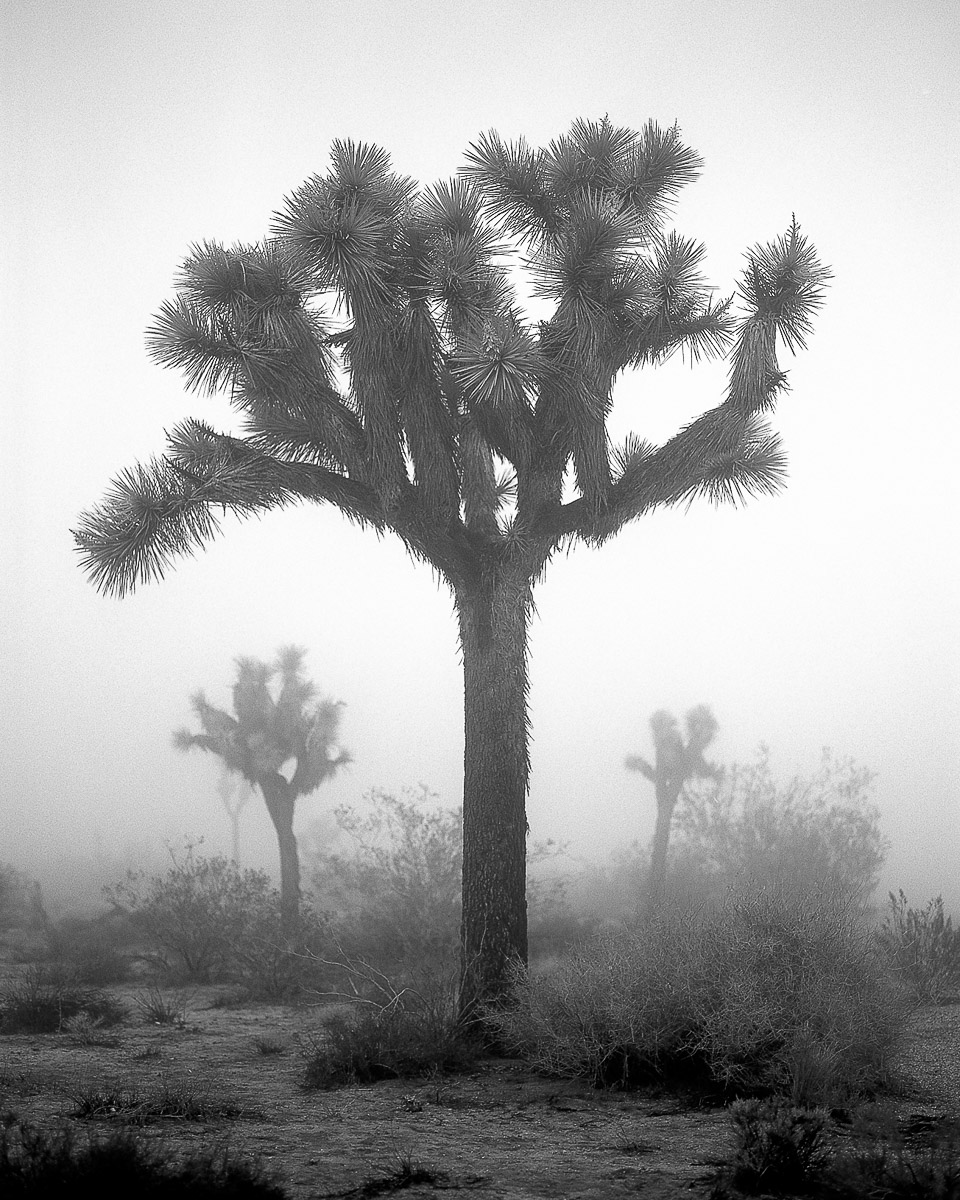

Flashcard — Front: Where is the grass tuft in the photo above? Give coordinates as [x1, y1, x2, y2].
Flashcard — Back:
[353, 1153, 449, 1197]
[303, 956, 477, 1089]
[133, 986, 191, 1027]
[252, 1035, 287, 1056]
[0, 966, 126, 1035]
[303, 1005, 475, 1089]
[878, 891, 960, 1004]
[68, 1078, 247, 1123]
[61, 1012, 123, 1048]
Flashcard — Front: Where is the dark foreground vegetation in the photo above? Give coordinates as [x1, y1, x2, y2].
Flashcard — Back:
[4, 757, 960, 1196]
[0, 1125, 286, 1198]
[711, 1099, 960, 1199]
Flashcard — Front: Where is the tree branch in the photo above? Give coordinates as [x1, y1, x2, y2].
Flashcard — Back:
[531, 402, 788, 547]
[72, 425, 386, 597]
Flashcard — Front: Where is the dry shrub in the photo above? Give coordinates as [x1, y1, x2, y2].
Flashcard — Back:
[303, 953, 476, 1088]
[878, 891, 960, 1004]
[104, 844, 324, 995]
[672, 747, 887, 912]
[307, 788, 461, 979]
[829, 1117, 960, 1199]
[45, 910, 138, 985]
[723, 1097, 831, 1195]
[303, 1005, 475, 1089]
[486, 879, 909, 1104]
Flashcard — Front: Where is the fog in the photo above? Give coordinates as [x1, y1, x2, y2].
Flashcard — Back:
[2, 1, 958, 916]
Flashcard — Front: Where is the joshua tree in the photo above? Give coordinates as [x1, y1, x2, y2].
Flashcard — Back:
[173, 646, 349, 936]
[74, 117, 830, 1011]
[215, 763, 254, 863]
[626, 704, 722, 904]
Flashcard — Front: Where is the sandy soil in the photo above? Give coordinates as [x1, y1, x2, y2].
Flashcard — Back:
[0, 974, 952, 1199]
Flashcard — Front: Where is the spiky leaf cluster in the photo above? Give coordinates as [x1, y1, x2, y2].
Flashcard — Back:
[626, 704, 723, 791]
[74, 119, 830, 596]
[173, 646, 350, 796]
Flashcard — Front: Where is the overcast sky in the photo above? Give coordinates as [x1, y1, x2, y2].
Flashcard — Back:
[2, 0, 958, 911]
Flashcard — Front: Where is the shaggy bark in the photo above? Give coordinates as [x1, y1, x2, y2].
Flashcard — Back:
[457, 568, 532, 1018]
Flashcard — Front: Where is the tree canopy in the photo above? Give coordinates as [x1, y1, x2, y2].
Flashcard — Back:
[174, 646, 348, 796]
[73, 118, 830, 597]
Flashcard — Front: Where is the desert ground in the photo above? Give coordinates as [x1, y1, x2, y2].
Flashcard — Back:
[3, 965, 958, 1199]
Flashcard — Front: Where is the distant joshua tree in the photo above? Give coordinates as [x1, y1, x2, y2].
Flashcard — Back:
[215, 763, 255, 863]
[625, 704, 722, 905]
[174, 646, 349, 936]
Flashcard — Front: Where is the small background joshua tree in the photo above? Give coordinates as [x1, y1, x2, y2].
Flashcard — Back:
[625, 704, 722, 906]
[174, 645, 349, 937]
[215, 764, 255, 864]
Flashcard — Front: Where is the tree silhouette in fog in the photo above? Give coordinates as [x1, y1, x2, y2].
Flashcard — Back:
[173, 646, 349, 936]
[74, 117, 830, 1010]
[626, 704, 722, 905]
[215, 763, 255, 864]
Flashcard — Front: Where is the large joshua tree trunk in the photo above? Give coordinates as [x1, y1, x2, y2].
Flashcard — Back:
[257, 774, 301, 940]
[456, 569, 531, 1020]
